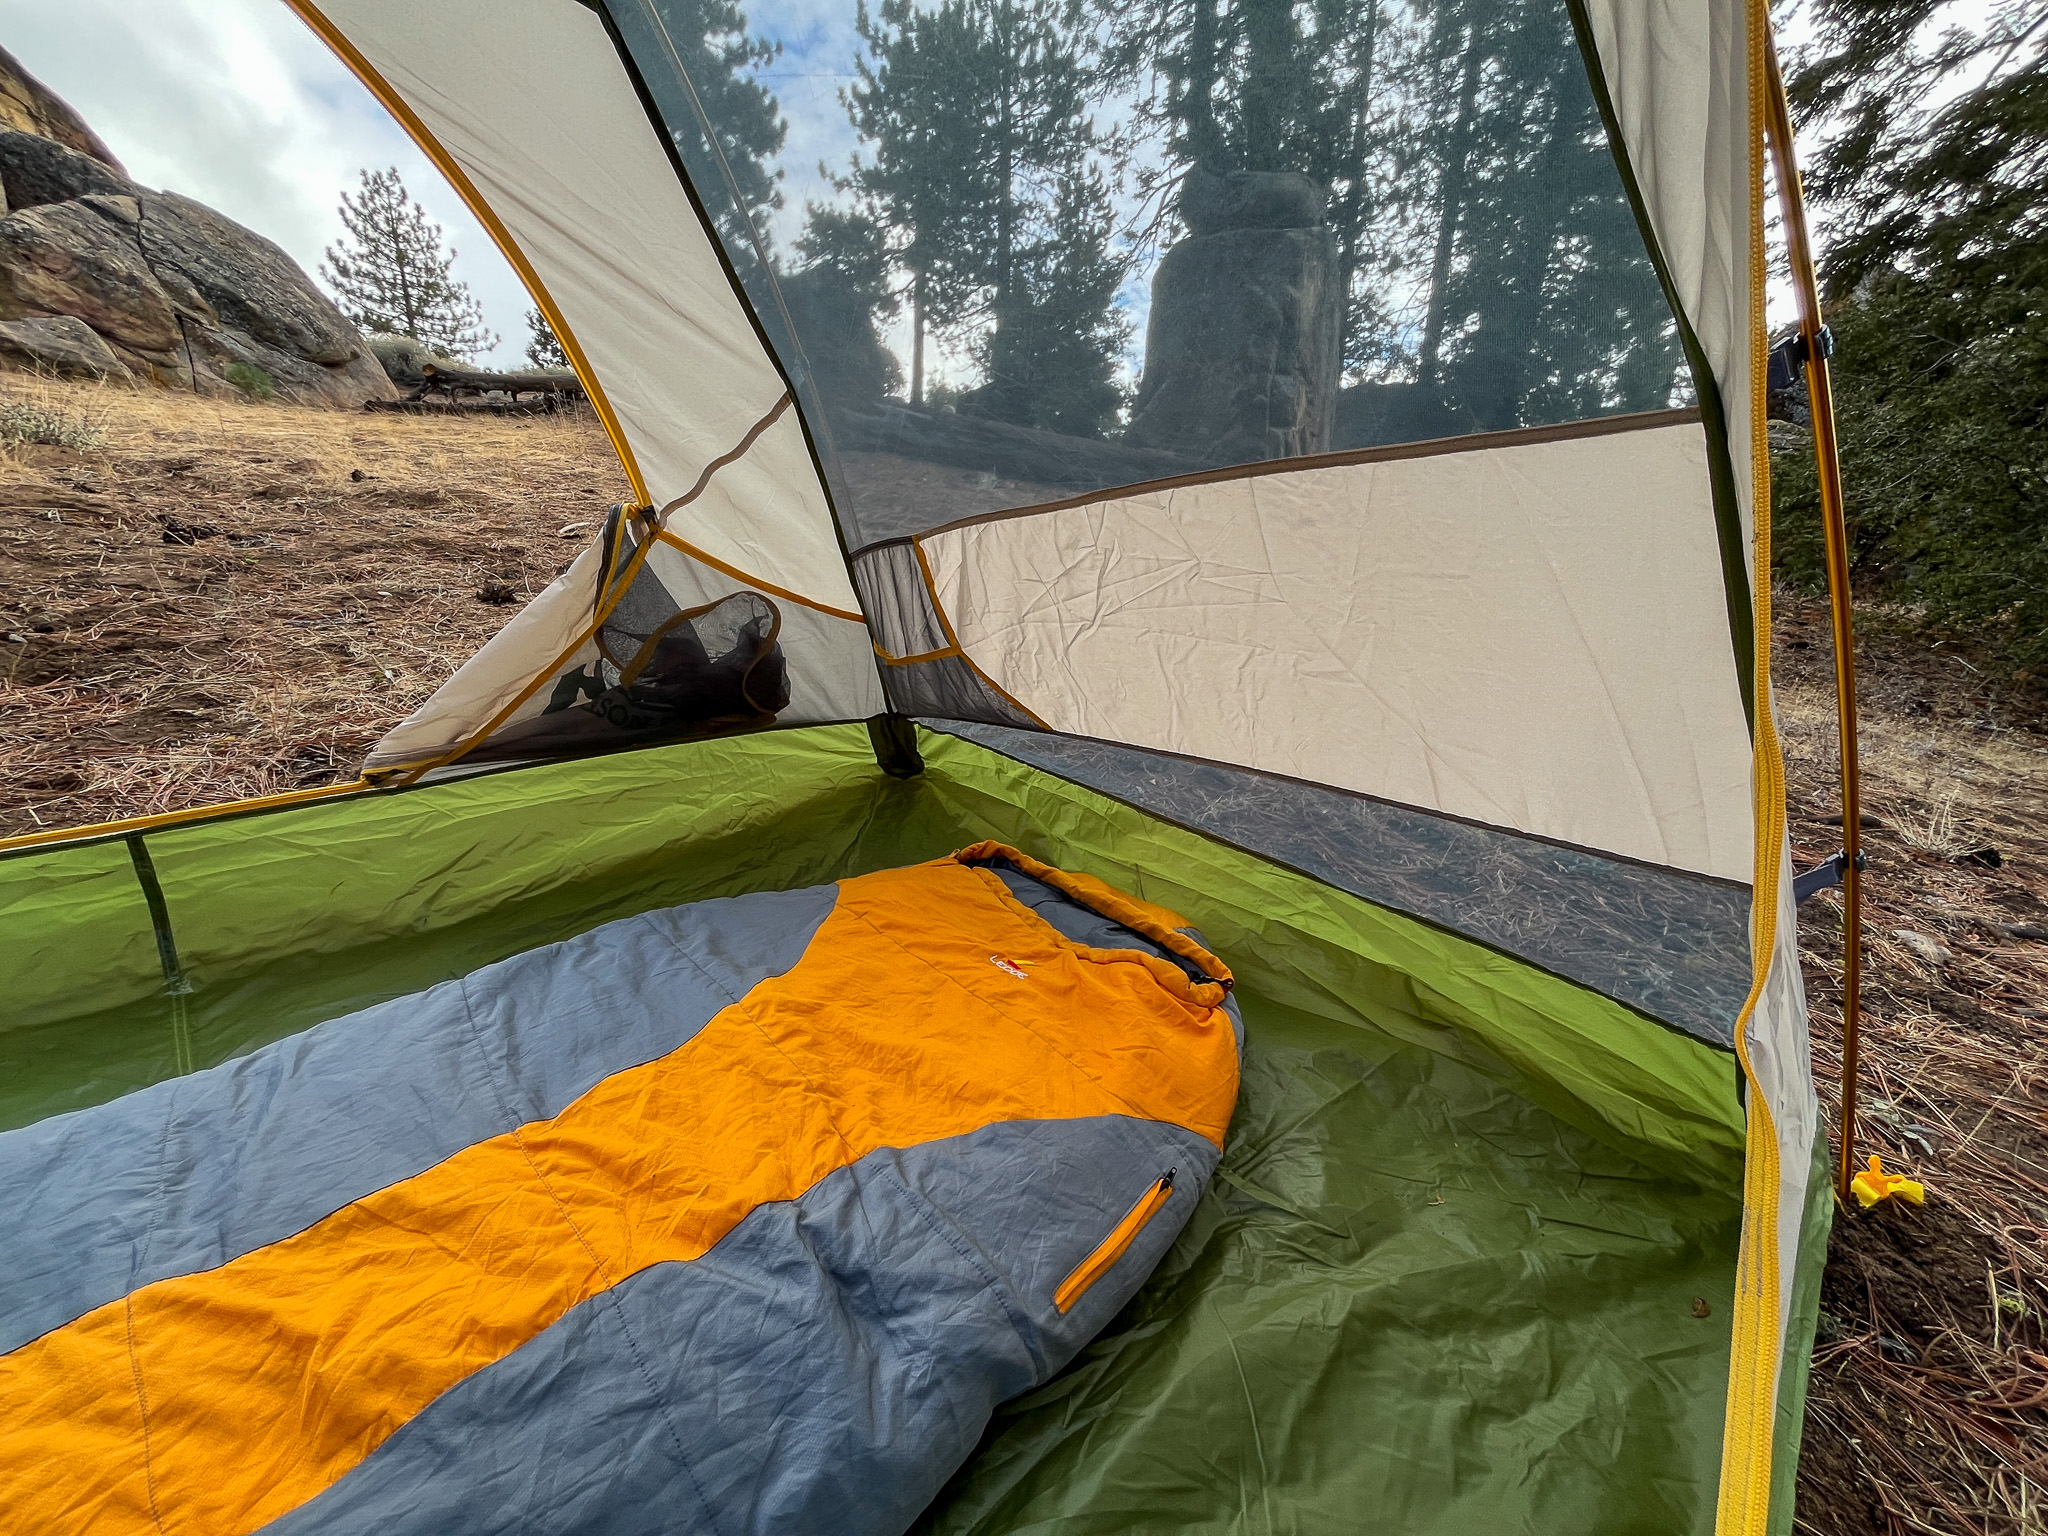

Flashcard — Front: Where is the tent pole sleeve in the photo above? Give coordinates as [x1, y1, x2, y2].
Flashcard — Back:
[1763, 34, 1864, 1206]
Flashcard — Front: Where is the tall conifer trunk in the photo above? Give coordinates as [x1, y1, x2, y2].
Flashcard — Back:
[1184, 0, 1221, 166]
[995, 0, 1016, 339]
[1417, 26, 1483, 386]
[1241, 0, 1295, 170]
[1333, 0, 1382, 371]
[911, 266, 926, 405]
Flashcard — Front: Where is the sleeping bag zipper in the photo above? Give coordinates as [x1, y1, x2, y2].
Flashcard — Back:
[1054, 1170, 1176, 1313]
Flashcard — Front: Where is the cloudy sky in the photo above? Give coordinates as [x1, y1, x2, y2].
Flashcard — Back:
[0, 0, 542, 366]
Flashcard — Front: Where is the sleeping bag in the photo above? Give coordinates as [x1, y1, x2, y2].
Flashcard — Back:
[0, 842, 1240, 1536]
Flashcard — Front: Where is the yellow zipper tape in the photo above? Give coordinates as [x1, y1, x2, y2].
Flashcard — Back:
[1054, 1171, 1176, 1314]
[1714, 0, 1791, 1528]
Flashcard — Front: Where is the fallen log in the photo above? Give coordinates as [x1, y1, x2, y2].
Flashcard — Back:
[366, 396, 566, 417]
[415, 362, 585, 401]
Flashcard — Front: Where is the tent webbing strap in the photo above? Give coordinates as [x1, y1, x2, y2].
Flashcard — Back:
[125, 833, 194, 1076]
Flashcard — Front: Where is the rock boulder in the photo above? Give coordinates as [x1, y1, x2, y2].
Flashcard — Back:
[0, 196, 183, 352]
[1125, 170, 1340, 466]
[0, 314, 127, 379]
[1332, 381, 1470, 450]
[0, 130, 129, 214]
[0, 62, 396, 406]
[0, 44, 124, 177]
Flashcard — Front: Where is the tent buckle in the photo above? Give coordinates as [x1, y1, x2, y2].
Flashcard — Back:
[1794, 847, 1865, 904]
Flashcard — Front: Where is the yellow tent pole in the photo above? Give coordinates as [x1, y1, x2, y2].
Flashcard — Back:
[1762, 35, 1865, 1205]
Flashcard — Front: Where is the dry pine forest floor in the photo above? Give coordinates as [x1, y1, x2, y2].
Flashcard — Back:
[4, 377, 2048, 1534]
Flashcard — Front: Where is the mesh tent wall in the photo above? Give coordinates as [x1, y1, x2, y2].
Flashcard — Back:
[0, 0, 1828, 1531]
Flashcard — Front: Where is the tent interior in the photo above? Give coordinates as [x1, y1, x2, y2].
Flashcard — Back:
[0, 0, 1835, 1530]
[1, 723, 1824, 1533]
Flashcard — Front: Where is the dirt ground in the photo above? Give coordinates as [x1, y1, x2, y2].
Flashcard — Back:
[1777, 603, 2048, 1535]
[4, 376, 2046, 1530]
[0, 375, 628, 834]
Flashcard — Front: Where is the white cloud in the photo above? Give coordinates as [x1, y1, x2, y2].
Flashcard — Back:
[0, 0, 532, 365]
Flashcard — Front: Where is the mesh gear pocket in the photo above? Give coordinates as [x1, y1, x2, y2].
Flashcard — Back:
[470, 545, 789, 764]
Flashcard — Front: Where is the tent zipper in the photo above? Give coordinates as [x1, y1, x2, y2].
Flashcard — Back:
[1054, 1170, 1176, 1314]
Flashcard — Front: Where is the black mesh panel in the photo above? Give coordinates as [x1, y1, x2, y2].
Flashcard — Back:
[470, 559, 791, 763]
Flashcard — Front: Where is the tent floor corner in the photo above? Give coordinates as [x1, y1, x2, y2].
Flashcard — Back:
[0, 723, 1772, 1532]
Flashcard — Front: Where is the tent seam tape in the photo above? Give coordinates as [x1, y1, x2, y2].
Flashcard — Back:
[876, 405, 1706, 555]
[282, 0, 653, 512]
[648, 392, 794, 521]
[652, 530, 865, 623]
[874, 644, 963, 666]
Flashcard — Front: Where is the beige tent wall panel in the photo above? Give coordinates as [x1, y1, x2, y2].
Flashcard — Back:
[311, 0, 857, 612]
[660, 411, 850, 601]
[640, 541, 885, 723]
[1580, 0, 1757, 555]
[365, 539, 606, 770]
[922, 422, 1753, 880]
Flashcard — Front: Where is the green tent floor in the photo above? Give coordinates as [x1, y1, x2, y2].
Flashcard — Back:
[920, 986, 1739, 1533]
[2, 725, 1749, 1531]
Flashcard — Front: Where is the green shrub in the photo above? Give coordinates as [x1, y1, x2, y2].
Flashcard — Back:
[223, 362, 276, 402]
[1772, 264, 2048, 667]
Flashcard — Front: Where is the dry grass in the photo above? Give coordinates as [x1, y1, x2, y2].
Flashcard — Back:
[0, 374, 627, 836]
[1777, 595, 2048, 1535]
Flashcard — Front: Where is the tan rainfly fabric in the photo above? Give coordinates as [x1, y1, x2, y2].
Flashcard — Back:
[304, 0, 858, 613]
[1577, 0, 1757, 551]
[365, 539, 610, 771]
[919, 420, 1753, 880]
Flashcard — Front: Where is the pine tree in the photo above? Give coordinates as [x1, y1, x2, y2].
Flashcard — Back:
[320, 168, 498, 360]
[844, 0, 1125, 422]
[785, 204, 903, 405]
[1770, 0, 2048, 663]
[524, 308, 570, 370]
[845, 0, 998, 403]
[974, 166, 1131, 435]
